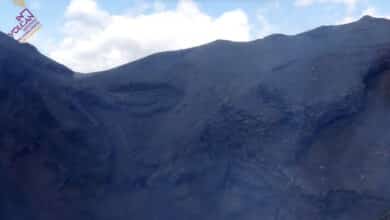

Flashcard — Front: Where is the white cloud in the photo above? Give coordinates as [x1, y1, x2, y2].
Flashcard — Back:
[295, 0, 359, 11]
[255, 14, 274, 38]
[294, 0, 388, 26]
[49, 0, 251, 73]
[338, 7, 390, 24]
[254, 2, 279, 38]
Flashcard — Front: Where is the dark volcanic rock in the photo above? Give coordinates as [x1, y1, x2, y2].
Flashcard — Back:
[1, 16, 390, 220]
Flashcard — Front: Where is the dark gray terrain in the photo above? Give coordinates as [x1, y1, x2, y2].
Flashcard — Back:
[1, 15, 390, 220]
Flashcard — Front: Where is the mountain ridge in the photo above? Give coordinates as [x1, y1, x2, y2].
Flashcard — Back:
[1, 15, 390, 220]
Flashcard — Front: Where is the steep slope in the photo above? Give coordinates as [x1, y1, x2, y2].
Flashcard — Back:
[0, 33, 113, 220]
[1, 15, 390, 220]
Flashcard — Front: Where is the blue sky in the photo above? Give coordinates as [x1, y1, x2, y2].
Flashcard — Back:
[1, 0, 389, 72]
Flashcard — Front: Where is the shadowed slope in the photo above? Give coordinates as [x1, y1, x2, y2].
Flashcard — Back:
[1, 16, 390, 220]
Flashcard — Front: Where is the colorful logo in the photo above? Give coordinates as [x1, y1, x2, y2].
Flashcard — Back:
[8, 0, 42, 43]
